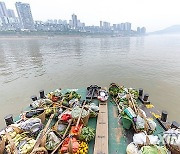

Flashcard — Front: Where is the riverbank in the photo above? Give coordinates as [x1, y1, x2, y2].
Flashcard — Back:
[0, 31, 143, 38]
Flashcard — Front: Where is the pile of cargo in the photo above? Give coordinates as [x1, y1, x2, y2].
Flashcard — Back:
[0, 84, 179, 154]
[0, 89, 98, 154]
[109, 83, 180, 154]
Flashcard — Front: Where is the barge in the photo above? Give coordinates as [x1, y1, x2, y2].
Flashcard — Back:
[0, 84, 179, 154]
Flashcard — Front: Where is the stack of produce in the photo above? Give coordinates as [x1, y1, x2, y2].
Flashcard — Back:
[109, 83, 156, 134]
[64, 91, 81, 102]
[75, 141, 88, 154]
[0, 88, 98, 154]
[47, 89, 62, 102]
[109, 84, 169, 153]
[45, 131, 61, 151]
[163, 128, 180, 153]
[79, 127, 95, 142]
[60, 137, 80, 153]
[6, 132, 36, 153]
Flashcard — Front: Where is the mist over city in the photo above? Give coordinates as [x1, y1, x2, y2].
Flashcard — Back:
[0, 1, 146, 36]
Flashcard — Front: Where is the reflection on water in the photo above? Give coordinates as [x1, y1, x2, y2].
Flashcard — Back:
[0, 35, 180, 126]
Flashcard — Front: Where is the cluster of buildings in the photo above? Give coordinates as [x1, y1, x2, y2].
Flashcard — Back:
[0, 2, 19, 31]
[0, 1, 146, 35]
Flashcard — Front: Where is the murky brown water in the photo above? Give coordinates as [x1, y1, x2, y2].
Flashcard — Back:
[0, 35, 180, 127]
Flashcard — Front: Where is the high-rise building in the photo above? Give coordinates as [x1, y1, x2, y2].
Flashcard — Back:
[120, 23, 125, 31]
[0, 2, 8, 17]
[124, 22, 131, 31]
[141, 27, 146, 34]
[103, 21, 110, 30]
[100, 21, 102, 28]
[137, 27, 141, 34]
[15, 2, 34, 30]
[7, 9, 15, 18]
[72, 14, 77, 29]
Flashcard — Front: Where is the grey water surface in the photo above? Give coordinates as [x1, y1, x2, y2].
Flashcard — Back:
[0, 35, 180, 126]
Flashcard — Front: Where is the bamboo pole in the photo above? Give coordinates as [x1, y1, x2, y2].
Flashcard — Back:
[51, 119, 72, 154]
[30, 113, 54, 154]
[5, 131, 18, 154]
[76, 101, 86, 127]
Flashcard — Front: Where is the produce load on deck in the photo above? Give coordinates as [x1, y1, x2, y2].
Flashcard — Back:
[0, 84, 179, 154]
[109, 83, 180, 154]
[0, 89, 98, 154]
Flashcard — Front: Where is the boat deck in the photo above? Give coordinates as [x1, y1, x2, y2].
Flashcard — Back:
[13, 88, 166, 154]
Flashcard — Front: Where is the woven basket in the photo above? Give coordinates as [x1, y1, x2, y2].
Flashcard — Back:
[12, 126, 23, 134]
[33, 147, 48, 154]
[43, 131, 61, 151]
[72, 108, 90, 126]
[52, 120, 68, 138]
[165, 142, 180, 154]
[0, 137, 5, 154]
[36, 110, 46, 124]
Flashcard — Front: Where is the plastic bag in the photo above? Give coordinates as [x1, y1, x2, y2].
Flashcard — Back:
[147, 119, 156, 131]
[133, 132, 159, 145]
[136, 115, 145, 129]
[140, 145, 168, 154]
[126, 142, 139, 154]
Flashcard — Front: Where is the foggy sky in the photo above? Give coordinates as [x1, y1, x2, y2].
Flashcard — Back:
[4, 0, 180, 32]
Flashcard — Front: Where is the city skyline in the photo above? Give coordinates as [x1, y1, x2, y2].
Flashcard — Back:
[3, 0, 180, 32]
[0, 1, 146, 35]
[1, 1, 140, 31]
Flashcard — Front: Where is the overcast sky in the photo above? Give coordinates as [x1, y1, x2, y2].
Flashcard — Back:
[3, 0, 180, 32]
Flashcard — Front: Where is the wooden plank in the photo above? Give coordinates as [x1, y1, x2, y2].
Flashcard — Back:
[5, 131, 18, 154]
[94, 101, 108, 154]
[30, 114, 54, 154]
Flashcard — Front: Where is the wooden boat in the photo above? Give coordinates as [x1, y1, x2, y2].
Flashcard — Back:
[0, 85, 179, 154]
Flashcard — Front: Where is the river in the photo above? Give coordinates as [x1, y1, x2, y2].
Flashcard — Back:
[0, 34, 180, 127]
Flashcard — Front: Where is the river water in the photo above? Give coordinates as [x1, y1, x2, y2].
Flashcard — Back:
[0, 35, 180, 127]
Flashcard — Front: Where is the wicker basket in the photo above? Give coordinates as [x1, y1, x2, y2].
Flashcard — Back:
[72, 108, 90, 126]
[52, 120, 69, 138]
[165, 142, 180, 154]
[12, 126, 23, 134]
[42, 131, 61, 151]
[0, 137, 5, 154]
[36, 110, 46, 124]
[33, 147, 48, 154]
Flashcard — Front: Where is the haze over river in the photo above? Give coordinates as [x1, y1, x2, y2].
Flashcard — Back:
[0, 35, 180, 126]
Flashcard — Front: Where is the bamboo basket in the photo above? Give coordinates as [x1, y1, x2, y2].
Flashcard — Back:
[70, 125, 83, 139]
[165, 142, 180, 154]
[36, 110, 46, 124]
[25, 110, 46, 124]
[12, 126, 23, 134]
[0, 137, 5, 154]
[52, 120, 68, 137]
[42, 131, 61, 151]
[137, 133, 151, 148]
[58, 109, 72, 125]
[72, 108, 90, 126]
[32, 147, 48, 154]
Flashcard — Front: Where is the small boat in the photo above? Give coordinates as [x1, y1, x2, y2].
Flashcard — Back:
[0, 84, 179, 154]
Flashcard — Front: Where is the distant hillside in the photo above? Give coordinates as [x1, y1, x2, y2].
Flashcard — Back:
[150, 25, 180, 34]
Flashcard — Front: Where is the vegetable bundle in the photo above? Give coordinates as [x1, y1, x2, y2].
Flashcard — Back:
[79, 127, 95, 142]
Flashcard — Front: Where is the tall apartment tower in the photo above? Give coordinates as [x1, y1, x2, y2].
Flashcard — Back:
[100, 21, 102, 28]
[72, 14, 77, 29]
[7, 9, 16, 18]
[0, 2, 8, 17]
[15, 2, 34, 30]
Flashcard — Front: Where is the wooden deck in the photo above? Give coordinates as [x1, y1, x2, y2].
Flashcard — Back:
[94, 101, 108, 154]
